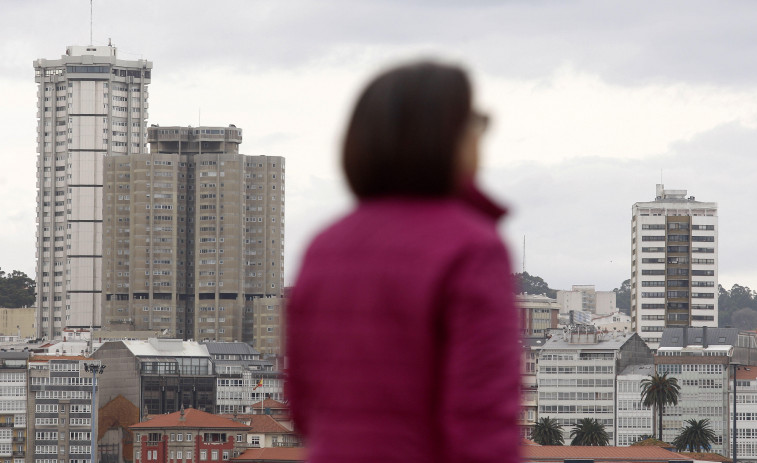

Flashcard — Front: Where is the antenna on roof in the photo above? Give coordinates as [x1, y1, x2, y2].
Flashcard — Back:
[522, 235, 526, 273]
[90, 0, 94, 46]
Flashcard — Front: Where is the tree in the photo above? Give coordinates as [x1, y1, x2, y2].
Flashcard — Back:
[672, 419, 717, 452]
[531, 416, 564, 446]
[0, 269, 35, 308]
[613, 279, 631, 315]
[640, 372, 681, 441]
[570, 418, 609, 446]
[515, 272, 557, 298]
[732, 307, 757, 331]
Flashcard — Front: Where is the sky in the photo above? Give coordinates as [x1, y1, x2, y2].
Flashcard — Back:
[1, 0, 757, 293]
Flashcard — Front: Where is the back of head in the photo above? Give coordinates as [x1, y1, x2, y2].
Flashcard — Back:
[343, 61, 472, 199]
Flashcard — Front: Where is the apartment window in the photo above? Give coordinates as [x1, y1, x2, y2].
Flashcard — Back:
[200, 450, 207, 461]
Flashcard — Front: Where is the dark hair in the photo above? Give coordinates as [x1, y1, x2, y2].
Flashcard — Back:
[343, 61, 472, 198]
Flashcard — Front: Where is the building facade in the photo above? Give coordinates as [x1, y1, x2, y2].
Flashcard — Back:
[517, 294, 560, 337]
[631, 184, 718, 349]
[205, 342, 283, 414]
[537, 327, 653, 445]
[34, 45, 152, 338]
[615, 364, 654, 446]
[0, 352, 28, 463]
[557, 285, 617, 315]
[131, 408, 249, 463]
[101, 126, 284, 342]
[27, 356, 96, 463]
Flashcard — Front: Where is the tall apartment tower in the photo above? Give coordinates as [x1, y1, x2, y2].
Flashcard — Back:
[631, 184, 718, 349]
[33, 45, 151, 338]
[102, 126, 284, 342]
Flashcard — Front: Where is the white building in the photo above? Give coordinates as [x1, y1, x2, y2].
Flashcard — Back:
[731, 367, 757, 462]
[557, 285, 617, 315]
[33, 44, 152, 338]
[592, 311, 632, 332]
[537, 326, 653, 445]
[631, 184, 718, 349]
[616, 364, 654, 446]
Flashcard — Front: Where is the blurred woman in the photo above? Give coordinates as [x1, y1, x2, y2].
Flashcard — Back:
[287, 61, 520, 463]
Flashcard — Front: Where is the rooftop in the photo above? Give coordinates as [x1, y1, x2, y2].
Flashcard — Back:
[203, 342, 260, 357]
[233, 448, 305, 462]
[659, 327, 738, 349]
[523, 445, 690, 462]
[123, 338, 210, 358]
[131, 408, 249, 430]
[540, 329, 637, 350]
[218, 414, 291, 434]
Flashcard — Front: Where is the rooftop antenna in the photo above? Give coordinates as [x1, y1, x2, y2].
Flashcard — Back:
[90, 0, 93, 46]
[522, 235, 526, 273]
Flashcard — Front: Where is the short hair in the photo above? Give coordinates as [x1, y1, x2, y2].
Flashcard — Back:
[343, 61, 472, 198]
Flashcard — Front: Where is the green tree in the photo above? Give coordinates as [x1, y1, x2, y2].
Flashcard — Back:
[672, 419, 717, 452]
[570, 418, 609, 446]
[515, 272, 557, 298]
[733, 307, 757, 331]
[613, 279, 631, 315]
[640, 372, 681, 441]
[531, 416, 564, 446]
[0, 269, 35, 308]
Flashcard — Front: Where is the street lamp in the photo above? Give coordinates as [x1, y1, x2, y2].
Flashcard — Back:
[83, 362, 106, 463]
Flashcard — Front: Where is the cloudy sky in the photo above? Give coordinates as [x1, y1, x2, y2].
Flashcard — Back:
[2, 0, 757, 293]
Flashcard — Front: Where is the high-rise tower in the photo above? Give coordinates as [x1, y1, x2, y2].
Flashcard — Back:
[102, 126, 285, 342]
[631, 184, 718, 349]
[34, 45, 151, 338]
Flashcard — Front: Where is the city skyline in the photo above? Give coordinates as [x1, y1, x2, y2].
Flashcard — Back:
[2, 1, 757, 294]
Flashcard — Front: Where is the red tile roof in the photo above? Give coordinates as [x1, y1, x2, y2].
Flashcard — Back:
[130, 408, 250, 430]
[218, 415, 292, 434]
[233, 448, 305, 462]
[523, 445, 690, 462]
[249, 399, 288, 409]
[736, 367, 757, 380]
[679, 452, 731, 462]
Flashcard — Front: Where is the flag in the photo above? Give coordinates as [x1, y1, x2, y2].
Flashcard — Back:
[253, 378, 264, 390]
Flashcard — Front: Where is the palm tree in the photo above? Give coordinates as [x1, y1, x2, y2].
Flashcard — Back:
[531, 416, 564, 446]
[673, 419, 717, 453]
[640, 372, 681, 441]
[570, 418, 609, 446]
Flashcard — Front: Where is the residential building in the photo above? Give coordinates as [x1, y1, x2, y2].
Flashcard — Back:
[33, 45, 152, 338]
[592, 311, 632, 332]
[131, 407, 249, 463]
[249, 297, 285, 355]
[537, 326, 653, 445]
[655, 326, 757, 457]
[631, 184, 718, 349]
[101, 126, 284, 342]
[520, 337, 545, 439]
[27, 356, 96, 463]
[557, 285, 616, 315]
[615, 364, 654, 446]
[0, 352, 28, 463]
[229, 414, 297, 448]
[204, 342, 283, 414]
[518, 294, 560, 337]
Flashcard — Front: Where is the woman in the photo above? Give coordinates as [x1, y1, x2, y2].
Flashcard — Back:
[286, 61, 521, 463]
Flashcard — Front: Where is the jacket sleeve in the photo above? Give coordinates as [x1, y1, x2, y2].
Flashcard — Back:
[284, 280, 310, 438]
[439, 240, 521, 463]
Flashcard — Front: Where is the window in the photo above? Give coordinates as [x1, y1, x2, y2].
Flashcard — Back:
[200, 450, 207, 461]
[211, 450, 218, 460]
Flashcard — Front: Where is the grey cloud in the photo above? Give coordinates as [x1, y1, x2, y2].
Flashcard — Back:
[484, 122, 757, 292]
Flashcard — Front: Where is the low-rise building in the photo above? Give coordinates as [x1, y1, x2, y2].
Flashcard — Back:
[520, 337, 545, 439]
[131, 407, 249, 463]
[537, 326, 653, 445]
[518, 294, 560, 337]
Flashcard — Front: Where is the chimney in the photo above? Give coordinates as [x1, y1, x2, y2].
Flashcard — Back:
[703, 326, 708, 349]
[179, 404, 185, 421]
